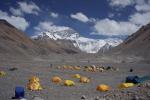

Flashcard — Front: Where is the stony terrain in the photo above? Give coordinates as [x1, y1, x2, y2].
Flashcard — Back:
[0, 60, 150, 100]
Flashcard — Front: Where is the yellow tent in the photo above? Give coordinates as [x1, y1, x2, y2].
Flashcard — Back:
[73, 74, 81, 79]
[74, 66, 81, 70]
[51, 76, 62, 83]
[64, 80, 75, 86]
[27, 76, 43, 91]
[96, 84, 110, 92]
[80, 77, 90, 83]
[0, 71, 6, 77]
[118, 83, 134, 89]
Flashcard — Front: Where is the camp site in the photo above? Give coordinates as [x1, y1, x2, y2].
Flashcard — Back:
[0, 0, 150, 100]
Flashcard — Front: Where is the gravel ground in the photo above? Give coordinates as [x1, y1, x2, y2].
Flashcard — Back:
[0, 60, 150, 100]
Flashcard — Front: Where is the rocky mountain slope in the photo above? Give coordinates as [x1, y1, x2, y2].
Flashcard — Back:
[0, 19, 39, 57]
[105, 23, 150, 62]
[33, 28, 122, 53]
[0, 19, 81, 59]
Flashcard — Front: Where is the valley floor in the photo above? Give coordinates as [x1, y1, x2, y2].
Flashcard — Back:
[0, 60, 150, 100]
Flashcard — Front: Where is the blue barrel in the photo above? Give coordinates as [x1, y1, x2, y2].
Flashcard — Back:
[15, 87, 25, 99]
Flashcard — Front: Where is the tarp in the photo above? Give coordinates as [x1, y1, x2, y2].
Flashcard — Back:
[139, 76, 150, 82]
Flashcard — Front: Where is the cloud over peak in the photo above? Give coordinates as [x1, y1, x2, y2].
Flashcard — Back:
[34, 21, 70, 34]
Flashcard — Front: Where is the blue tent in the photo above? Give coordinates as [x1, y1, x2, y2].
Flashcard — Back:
[126, 76, 150, 84]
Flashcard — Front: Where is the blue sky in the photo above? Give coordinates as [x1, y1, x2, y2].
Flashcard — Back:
[0, 0, 150, 39]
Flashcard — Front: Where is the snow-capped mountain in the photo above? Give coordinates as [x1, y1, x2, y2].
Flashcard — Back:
[98, 43, 112, 53]
[32, 27, 122, 53]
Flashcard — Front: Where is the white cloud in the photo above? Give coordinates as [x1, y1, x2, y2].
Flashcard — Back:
[9, 7, 23, 16]
[18, 1, 40, 15]
[50, 12, 59, 18]
[129, 12, 150, 25]
[108, 0, 135, 7]
[108, 13, 115, 18]
[93, 0, 149, 36]
[34, 21, 70, 33]
[0, 10, 29, 31]
[10, 1, 40, 16]
[92, 18, 139, 36]
[135, 0, 150, 12]
[34, 21, 53, 32]
[70, 12, 89, 23]
[135, 4, 150, 12]
[108, 0, 150, 11]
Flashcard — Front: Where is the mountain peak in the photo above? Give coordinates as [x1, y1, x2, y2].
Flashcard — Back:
[33, 27, 122, 53]
[35, 27, 80, 41]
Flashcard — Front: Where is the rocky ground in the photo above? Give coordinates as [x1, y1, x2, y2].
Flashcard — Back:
[0, 60, 150, 100]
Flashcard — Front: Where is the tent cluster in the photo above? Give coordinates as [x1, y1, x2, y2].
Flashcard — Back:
[27, 76, 43, 91]
[96, 82, 134, 92]
[83, 65, 119, 72]
[56, 65, 119, 72]
[24, 74, 150, 92]
[0, 71, 6, 77]
[51, 74, 90, 87]
[96, 75, 150, 92]
[57, 65, 81, 70]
